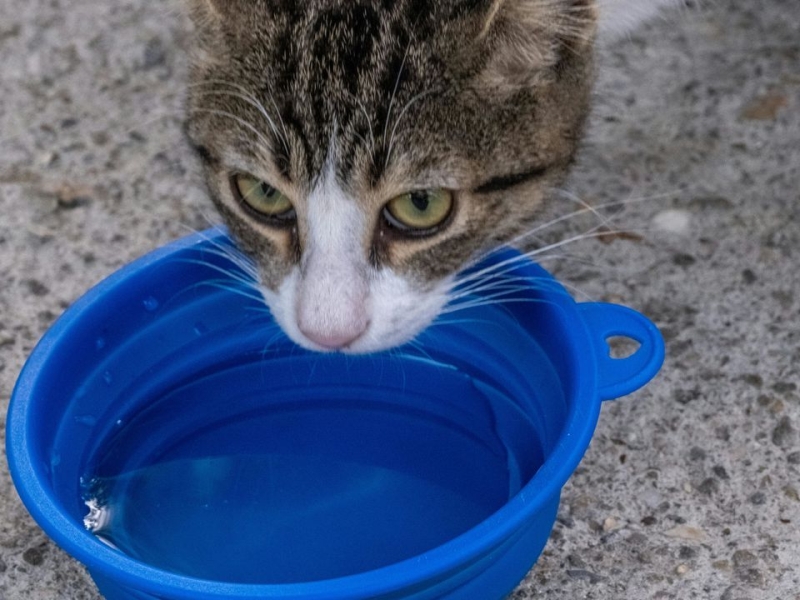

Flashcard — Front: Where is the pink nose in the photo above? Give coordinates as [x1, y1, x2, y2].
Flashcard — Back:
[300, 324, 368, 351]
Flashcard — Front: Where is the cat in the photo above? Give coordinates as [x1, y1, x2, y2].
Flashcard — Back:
[184, 0, 677, 353]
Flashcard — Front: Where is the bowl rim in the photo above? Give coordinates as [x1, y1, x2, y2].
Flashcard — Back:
[7, 229, 604, 599]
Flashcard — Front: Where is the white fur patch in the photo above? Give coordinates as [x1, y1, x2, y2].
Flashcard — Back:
[296, 162, 370, 348]
[262, 161, 451, 353]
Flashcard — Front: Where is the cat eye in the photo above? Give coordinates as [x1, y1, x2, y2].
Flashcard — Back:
[383, 189, 454, 235]
[232, 173, 295, 221]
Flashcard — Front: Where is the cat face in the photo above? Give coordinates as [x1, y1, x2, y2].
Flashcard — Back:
[185, 0, 596, 353]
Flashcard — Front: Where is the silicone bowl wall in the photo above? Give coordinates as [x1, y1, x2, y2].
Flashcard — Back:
[6, 229, 664, 600]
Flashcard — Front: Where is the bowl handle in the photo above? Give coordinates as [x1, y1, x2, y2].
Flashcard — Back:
[577, 303, 665, 401]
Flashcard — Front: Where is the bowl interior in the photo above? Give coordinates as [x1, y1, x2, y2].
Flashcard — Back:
[13, 232, 589, 590]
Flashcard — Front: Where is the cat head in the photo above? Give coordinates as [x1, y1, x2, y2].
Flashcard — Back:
[185, 0, 597, 353]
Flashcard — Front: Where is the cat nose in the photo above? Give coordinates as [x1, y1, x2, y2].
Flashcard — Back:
[299, 321, 368, 350]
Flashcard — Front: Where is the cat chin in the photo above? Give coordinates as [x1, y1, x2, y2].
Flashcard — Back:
[260, 268, 452, 354]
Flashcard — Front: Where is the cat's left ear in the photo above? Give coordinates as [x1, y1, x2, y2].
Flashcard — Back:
[474, 0, 597, 90]
[185, 0, 271, 62]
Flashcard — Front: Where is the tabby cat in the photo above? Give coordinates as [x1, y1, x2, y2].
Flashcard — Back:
[185, 0, 676, 353]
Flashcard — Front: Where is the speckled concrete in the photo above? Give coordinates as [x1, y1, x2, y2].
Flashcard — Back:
[0, 1, 798, 598]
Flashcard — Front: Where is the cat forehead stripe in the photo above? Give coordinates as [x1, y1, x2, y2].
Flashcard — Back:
[473, 166, 552, 195]
[263, 1, 455, 184]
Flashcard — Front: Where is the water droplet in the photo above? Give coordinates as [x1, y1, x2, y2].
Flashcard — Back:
[95, 337, 107, 351]
[193, 321, 208, 336]
[84, 498, 111, 533]
[143, 296, 160, 312]
[50, 450, 61, 468]
[103, 371, 113, 385]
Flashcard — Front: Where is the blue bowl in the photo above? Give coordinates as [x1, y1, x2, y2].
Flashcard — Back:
[6, 229, 663, 600]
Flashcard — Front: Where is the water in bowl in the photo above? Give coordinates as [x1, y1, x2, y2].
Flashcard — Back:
[80, 356, 545, 584]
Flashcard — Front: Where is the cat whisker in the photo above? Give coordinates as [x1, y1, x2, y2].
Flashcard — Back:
[382, 38, 414, 151]
[175, 208, 226, 238]
[173, 224, 261, 281]
[449, 273, 573, 301]
[176, 257, 261, 292]
[190, 90, 288, 151]
[188, 79, 289, 144]
[428, 315, 500, 330]
[548, 187, 617, 231]
[449, 272, 570, 299]
[263, 89, 291, 154]
[190, 107, 275, 159]
[551, 186, 687, 215]
[452, 223, 637, 300]
[194, 280, 265, 303]
[192, 234, 258, 273]
[260, 327, 292, 360]
[441, 295, 566, 317]
[456, 188, 677, 287]
[446, 285, 543, 307]
[196, 247, 260, 281]
[353, 96, 377, 155]
[401, 338, 437, 365]
[386, 88, 442, 166]
[502, 189, 676, 251]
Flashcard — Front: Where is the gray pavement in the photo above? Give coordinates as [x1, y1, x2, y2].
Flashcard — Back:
[0, 0, 798, 598]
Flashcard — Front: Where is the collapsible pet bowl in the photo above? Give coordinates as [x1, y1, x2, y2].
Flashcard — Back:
[7, 229, 663, 600]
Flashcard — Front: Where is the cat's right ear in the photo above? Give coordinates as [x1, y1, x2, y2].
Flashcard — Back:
[187, 0, 228, 20]
[185, 0, 249, 62]
[186, 0, 273, 54]
[187, 0, 267, 25]
[184, 1, 225, 66]
[471, 0, 597, 92]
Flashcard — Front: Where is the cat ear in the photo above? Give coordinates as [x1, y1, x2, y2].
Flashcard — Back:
[185, 0, 256, 34]
[185, 0, 258, 61]
[475, 0, 597, 90]
[187, 0, 232, 20]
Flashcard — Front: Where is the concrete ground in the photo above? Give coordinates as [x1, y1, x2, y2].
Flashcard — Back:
[0, 0, 798, 598]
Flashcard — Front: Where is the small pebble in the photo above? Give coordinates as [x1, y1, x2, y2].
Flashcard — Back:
[697, 477, 719, 495]
[603, 517, 620, 532]
[772, 416, 795, 448]
[689, 447, 707, 461]
[566, 569, 606, 584]
[22, 547, 44, 566]
[676, 564, 690, 575]
[665, 525, 706, 541]
[732, 550, 757, 568]
[713, 465, 730, 480]
[652, 209, 692, 236]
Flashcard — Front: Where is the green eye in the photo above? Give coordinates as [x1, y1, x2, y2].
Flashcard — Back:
[233, 173, 294, 219]
[384, 189, 454, 233]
